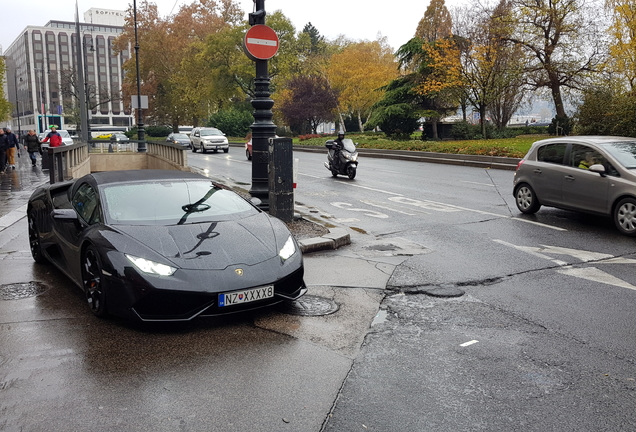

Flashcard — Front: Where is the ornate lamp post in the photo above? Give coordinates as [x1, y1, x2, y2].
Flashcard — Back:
[248, 0, 276, 210]
[133, 0, 146, 152]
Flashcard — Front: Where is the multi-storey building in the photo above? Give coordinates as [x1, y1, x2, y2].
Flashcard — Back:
[2, 8, 133, 136]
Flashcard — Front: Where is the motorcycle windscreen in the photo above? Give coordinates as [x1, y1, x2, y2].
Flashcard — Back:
[342, 138, 356, 153]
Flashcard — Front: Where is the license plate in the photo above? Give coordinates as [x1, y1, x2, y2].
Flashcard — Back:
[218, 285, 274, 307]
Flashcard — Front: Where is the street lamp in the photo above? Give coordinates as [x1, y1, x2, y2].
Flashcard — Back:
[13, 69, 22, 138]
[83, 33, 95, 138]
[133, 0, 146, 152]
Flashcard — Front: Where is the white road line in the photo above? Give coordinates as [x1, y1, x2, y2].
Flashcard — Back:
[360, 200, 417, 215]
[461, 181, 495, 187]
[460, 340, 479, 347]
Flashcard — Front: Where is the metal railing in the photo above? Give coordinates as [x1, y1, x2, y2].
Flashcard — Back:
[45, 142, 90, 184]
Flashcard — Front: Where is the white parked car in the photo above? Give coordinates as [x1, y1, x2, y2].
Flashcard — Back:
[190, 127, 229, 153]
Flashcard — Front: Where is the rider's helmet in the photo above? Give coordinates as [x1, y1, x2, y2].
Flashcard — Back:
[337, 130, 345, 139]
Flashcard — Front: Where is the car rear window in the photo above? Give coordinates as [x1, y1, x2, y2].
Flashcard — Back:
[537, 144, 567, 164]
[102, 180, 258, 225]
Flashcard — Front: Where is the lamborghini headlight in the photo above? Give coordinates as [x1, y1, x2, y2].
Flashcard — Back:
[279, 236, 296, 261]
[126, 254, 177, 276]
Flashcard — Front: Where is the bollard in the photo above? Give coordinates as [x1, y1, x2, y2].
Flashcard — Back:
[268, 137, 294, 222]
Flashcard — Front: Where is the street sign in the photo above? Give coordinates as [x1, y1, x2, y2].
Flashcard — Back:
[244, 25, 279, 61]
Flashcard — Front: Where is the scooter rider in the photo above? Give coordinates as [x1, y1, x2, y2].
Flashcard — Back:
[333, 130, 345, 170]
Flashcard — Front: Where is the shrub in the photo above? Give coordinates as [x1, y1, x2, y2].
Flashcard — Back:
[207, 109, 254, 137]
[145, 126, 172, 137]
[298, 134, 322, 141]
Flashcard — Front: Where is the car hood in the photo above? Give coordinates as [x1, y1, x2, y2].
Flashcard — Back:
[114, 214, 284, 270]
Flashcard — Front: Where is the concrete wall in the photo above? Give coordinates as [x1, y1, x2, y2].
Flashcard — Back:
[90, 153, 190, 172]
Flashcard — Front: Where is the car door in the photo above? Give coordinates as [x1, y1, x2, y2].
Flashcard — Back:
[54, 182, 103, 282]
[561, 144, 610, 214]
[527, 143, 569, 205]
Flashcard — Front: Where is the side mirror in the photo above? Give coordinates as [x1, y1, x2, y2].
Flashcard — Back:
[51, 209, 78, 220]
[589, 164, 606, 176]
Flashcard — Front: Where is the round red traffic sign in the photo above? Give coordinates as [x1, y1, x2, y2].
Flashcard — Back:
[244, 25, 279, 61]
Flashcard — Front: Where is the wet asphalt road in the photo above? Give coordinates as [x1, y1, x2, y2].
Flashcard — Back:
[1, 148, 636, 431]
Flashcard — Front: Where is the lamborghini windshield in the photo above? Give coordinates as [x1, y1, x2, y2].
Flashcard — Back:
[102, 180, 258, 225]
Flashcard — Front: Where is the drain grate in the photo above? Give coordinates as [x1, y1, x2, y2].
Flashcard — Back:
[0, 282, 49, 300]
[278, 295, 339, 316]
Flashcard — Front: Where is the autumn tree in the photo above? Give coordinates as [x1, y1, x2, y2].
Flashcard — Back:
[453, 0, 527, 134]
[504, 0, 604, 131]
[415, 0, 453, 42]
[114, 0, 243, 129]
[278, 75, 337, 134]
[326, 39, 397, 132]
[605, 0, 636, 90]
[0, 58, 12, 122]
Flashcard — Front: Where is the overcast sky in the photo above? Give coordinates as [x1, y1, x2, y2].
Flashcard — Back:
[2, 0, 466, 53]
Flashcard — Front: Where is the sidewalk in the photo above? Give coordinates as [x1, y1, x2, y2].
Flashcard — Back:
[0, 150, 49, 230]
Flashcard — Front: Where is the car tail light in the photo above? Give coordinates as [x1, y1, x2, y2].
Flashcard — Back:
[516, 160, 525, 170]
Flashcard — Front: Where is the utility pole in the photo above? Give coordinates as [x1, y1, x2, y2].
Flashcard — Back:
[133, 0, 146, 152]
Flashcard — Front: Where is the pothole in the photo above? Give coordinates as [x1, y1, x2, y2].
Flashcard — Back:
[0, 282, 49, 300]
[277, 295, 339, 316]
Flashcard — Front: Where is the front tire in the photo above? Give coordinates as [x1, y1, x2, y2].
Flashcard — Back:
[82, 245, 108, 317]
[223, 148, 229, 153]
[28, 213, 47, 264]
[191, 144, 197, 153]
[201, 144, 207, 154]
[614, 197, 636, 236]
[347, 165, 357, 180]
[515, 183, 541, 214]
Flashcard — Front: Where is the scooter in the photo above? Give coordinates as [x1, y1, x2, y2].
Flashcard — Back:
[324, 138, 359, 179]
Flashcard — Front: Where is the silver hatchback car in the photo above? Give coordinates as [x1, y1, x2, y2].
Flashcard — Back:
[513, 136, 636, 236]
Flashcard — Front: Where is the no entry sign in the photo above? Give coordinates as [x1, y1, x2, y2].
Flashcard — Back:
[244, 24, 279, 61]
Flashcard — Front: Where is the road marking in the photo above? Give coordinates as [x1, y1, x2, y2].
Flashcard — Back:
[460, 340, 479, 347]
[359, 200, 417, 215]
[557, 267, 636, 291]
[495, 239, 636, 291]
[331, 202, 389, 219]
[461, 181, 495, 187]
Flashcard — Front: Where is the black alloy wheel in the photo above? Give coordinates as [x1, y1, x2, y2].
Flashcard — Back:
[614, 197, 636, 236]
[515, 183, 541, 214]
[28, 213, 47, 264]
[82, 245, 108, 317]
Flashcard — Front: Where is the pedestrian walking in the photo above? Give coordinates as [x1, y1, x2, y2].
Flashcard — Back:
[4, 127, 19, 170]
[42, 125, 63, 147]
[24, 130, 42, 167]
[0, 128, 8, 173]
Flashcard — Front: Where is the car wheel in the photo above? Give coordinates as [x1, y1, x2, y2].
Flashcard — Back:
[82, 245, 108, 317]
[515, 183, 541, 214]
[201, 144, 207, 154]
[347, 165, 357, 180]
[246, 149, 252, 160]
[28, 213, 47, 264]
[191, 144, 197, 153]
[614, 197, 636, 236]
[223, 148, 229, 153]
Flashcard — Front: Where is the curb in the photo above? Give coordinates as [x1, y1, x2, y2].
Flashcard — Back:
[298, 227, 351, 254]
[229, 142, 522, 171]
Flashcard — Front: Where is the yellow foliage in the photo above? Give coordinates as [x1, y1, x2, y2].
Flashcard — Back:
[326, 40, 398, 118]
[415, 39, 463, 95]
